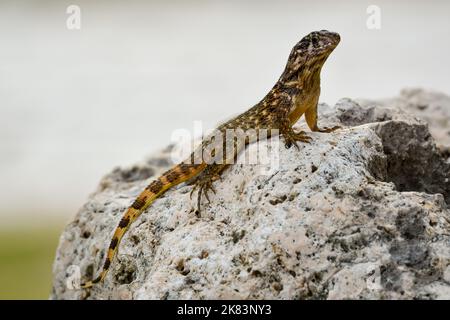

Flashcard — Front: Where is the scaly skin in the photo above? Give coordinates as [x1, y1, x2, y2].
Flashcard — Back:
[80, 30, 340, 288]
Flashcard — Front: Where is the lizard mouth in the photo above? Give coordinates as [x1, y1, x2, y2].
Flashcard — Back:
[321, 30, 340, 49]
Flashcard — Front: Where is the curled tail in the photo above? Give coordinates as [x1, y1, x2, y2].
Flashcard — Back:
[80, 162, 206, 289]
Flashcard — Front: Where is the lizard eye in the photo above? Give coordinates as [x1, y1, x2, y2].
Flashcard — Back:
[311, 36, 319, 47]
[298, 41, 309, 51]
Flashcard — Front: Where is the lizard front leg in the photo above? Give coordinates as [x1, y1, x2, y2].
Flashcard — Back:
[277, 113, 312, 149]
[305, 103, 340, 133]
[189, 163, 230, 213]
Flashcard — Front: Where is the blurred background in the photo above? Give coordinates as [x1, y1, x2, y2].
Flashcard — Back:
[0, 0, 449, 299]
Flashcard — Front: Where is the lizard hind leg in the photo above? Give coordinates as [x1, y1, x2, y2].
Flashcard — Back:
[190, 174, 218, 213]
[189, 164, 228, 213]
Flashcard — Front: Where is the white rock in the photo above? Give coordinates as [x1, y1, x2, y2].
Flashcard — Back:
[51, 89, 450, 299]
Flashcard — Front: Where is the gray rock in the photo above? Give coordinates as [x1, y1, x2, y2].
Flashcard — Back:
[357, 88, 450, 149]
[51, 89, 450, 300]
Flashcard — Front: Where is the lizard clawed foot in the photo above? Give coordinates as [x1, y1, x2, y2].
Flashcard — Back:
[190, 176, 219, 213]
[315, 125, 341, 133]
[293, 131, 312, 143]
[283, 130, 312, 149]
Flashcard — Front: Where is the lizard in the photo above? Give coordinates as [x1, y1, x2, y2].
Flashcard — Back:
[80, 30, 341, 288]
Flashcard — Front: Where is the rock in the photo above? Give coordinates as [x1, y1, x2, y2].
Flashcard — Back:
[357, 88, 450, 150]
[51, 89, 450, 300]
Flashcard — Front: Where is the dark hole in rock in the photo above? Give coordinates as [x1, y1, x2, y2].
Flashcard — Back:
[175, 259, 190, 276]
[272, 282, 283, 291]
[199, 250, 209, 259]
[231, 230, 246, 243]
[85, 264, 94, 278]
[251, 270, 263, 277]
[380, 263, 402, 292]
[131, 235, 140, 245]
[269, 195, 287, 205]
[395, 207, 426, 240]
[375, 121, 450, 204]
[438, 147, 450, 160]
[115, 259, 137, 285]
[82, 231, 91, 239]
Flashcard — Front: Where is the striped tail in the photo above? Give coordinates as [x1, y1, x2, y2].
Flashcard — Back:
[80, 162, 206, 289]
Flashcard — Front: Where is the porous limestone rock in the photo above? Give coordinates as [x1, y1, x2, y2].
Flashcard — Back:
[51, 89, 450, 300]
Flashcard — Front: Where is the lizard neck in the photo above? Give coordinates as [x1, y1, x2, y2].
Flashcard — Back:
[275, 62, 323, 99]
[284, 67, 322, 124]
[250, 63, 323, 126]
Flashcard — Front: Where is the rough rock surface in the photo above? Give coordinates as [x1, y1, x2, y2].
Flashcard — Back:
[51, 89, 450, 300]
[358, 88, 450, 150]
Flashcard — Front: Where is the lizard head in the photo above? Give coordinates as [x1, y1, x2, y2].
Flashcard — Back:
[280, 30, 340, 84]
[295, 30, 340, 61]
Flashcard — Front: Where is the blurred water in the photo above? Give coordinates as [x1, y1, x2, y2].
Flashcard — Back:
[0, 0, 449, 225]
